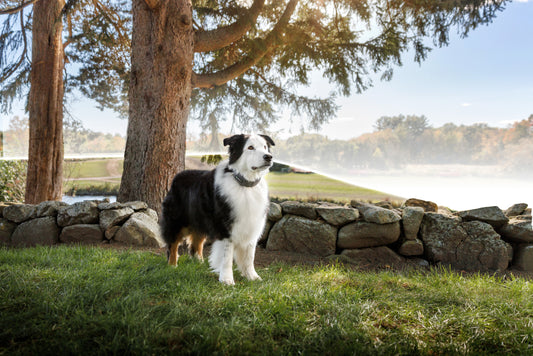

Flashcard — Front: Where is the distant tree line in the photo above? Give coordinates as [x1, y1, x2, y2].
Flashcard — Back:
[2, 116, 125, 156]
[275, 114, 533, 175]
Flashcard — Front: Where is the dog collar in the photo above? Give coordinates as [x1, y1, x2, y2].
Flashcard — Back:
[225, 167, 261, 187]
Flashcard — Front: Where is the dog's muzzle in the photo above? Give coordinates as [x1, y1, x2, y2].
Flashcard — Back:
[252, 154, 273, 171]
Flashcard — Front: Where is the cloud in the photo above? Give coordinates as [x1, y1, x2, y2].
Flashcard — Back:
[461, 102, 472, 107]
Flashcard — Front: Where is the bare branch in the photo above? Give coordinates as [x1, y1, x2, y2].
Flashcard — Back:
[194, 0, 265, 53]
[0, 0, 40, 15]
[192, 0, 298, 89]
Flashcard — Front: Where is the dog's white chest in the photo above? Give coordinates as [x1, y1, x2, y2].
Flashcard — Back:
[215, 165, 269, 245]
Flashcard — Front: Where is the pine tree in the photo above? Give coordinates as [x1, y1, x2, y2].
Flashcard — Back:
[120, 0, 508, 212]
[1, 0, 129, 203]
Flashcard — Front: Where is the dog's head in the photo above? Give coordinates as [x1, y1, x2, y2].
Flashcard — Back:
[223, 134, 275, 179]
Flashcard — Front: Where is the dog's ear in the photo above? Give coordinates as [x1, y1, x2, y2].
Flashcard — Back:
[259, 134, 275, 147]
[223, 134, 246, 148]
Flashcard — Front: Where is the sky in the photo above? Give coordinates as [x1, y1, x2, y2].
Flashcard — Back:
[308, 0, 533, 139]
[2, 0, 532, 140]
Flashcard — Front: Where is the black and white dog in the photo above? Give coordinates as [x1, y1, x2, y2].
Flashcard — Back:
[159, 134, 275, 285]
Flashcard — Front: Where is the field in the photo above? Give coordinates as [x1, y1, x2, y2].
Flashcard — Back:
[1, 246, 532, 355]
[63, 158, 403, 203]
[266, 172, 402, 203]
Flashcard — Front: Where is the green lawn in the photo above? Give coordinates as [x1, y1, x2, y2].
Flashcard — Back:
[1, 246, 531, 355]
[64, 159, 122, 179]
[62, 159, 402, 203]
[266, 172, 403, 204]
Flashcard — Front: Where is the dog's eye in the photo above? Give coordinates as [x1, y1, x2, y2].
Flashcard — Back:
[248, 145, 254, 150]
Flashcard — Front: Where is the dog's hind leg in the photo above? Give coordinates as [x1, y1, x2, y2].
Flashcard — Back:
[189, 232, 207, 262]
[167, 228, 188, 267]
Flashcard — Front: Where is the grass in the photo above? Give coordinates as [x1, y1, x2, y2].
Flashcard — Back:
[64, 159, 122, 179]
[1, 245, 532, 355]
[266, 172, 403, 204]
[62, 158, 402, 203]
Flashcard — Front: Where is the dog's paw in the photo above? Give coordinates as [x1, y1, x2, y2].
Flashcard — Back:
[244, 270, 262, 281]
[194, 253, 204, 262]
[219, 276, 235, 285]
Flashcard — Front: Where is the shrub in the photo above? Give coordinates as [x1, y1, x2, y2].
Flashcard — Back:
[0, 160, 27, 202]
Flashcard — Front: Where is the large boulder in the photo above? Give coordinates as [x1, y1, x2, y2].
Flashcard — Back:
[60, 224, 104, 244]
[3, 204, 36, 223]
[0, 202, 12, 217]
[420, 213, 511, 272]
[280, 201, 318, 220]
[504, 203, 528, 217]
[258, 220, 272, 245]
[352, 202, 400, 224]
[402, 206, 425, 240]
[57, 201, 99, 227]
[35, 201, 69, 218]
[11, 217, 59, 247]
[140, 208, 158, 222]
[114, 212, 161, 247]
[98, 201, 148, 211]
[498, 217, 533, 243]
[513, 244, 533, 272]
[99, 207, 134, 230]
[316, 205, 359, 226]
[404, 198, 438, 212]
[266, 215, 337, 257]
[457, 206, 509, 228]
[267, 202, 283, 222]
[340, 246, 403, 267]
[338, 221, 400, 249]
[0, 218, 17, 245]
[398, 239, 424, 256]
[123, 201, 149, 211]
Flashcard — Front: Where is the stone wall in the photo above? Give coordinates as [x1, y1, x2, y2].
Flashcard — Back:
[262, 199, 533, 273]
[1, 198, 532, 273]
[0, 200, 160, 248]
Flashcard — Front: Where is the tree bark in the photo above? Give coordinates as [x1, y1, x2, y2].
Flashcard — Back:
[25, 0, 65, 204]
[118, 0, 194, 213]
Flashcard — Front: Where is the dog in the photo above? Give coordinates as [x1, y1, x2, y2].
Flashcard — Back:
[159, 133, 275, 285]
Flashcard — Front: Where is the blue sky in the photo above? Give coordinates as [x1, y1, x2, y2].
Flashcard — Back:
[315, 0, 533, 139]
[2, 0, 532, 140]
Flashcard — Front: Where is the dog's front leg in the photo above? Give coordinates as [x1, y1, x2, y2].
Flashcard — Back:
[219, 239, 235, 285]
[235, 242, 261, 281]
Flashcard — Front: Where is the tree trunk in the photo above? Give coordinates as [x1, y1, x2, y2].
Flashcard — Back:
[118, 0, 194, 214]
[208, 113, 220, 151]
[25, 0, 65, 204]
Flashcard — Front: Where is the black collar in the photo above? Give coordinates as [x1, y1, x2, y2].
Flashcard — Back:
[224, 167, 261, 187]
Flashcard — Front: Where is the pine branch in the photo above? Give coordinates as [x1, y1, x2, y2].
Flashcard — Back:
[90, 0, 129, 46]
[0, 7, 28, 83]
[0, 0, 40, 15]
[194, 0, 265, 53]
[192, 0, 298, 89]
